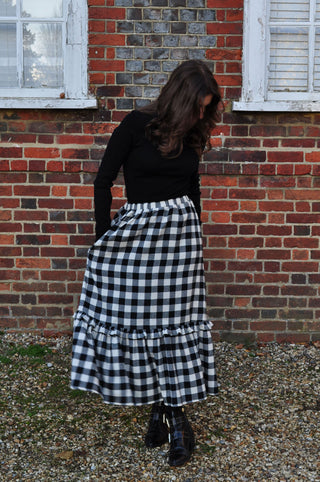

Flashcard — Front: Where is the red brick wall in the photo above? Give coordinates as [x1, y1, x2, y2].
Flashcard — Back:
[1, 0, 320, 343]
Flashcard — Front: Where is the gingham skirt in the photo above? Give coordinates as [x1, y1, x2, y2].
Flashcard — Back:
[71, 196, 218, 406]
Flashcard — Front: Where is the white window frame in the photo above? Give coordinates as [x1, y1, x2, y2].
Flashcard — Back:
[233, 0, 320, 112]
[0, 0, 96, 109]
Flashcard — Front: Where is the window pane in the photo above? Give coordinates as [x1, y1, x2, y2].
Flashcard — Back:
[22, 0, 63, 18]
[0, 0, 16, 16]
[269, 27, 309, 92]
[23, 22, 63, 88]
[269, 0, 309, 22]
[316, 0, 320, 21]
[0, 23, 17, 87]
[314, 28, 320, 90]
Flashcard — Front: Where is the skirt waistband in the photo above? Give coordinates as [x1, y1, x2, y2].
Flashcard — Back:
[125, 195, 191, 212]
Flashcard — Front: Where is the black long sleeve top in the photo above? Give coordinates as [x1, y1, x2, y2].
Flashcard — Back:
[94, 110, 202, 239]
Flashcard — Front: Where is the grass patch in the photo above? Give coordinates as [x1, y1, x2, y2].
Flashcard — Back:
[198, 442, 216, 454]
[0, 344, 53, 367]
[0, 354, 12, 364]
[10, 344, 52, 358]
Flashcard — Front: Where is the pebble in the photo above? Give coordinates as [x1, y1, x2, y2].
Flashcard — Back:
[0, 333, 320, 481]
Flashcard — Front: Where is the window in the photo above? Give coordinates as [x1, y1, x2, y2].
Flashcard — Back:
[234, 0, 320, 111]
[0, 0, 96, 108]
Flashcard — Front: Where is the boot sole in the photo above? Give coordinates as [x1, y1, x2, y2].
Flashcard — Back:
[168, 439, 195, 467]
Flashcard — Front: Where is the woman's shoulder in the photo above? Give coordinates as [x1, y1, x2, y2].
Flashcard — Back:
[120, 109, 153, 128]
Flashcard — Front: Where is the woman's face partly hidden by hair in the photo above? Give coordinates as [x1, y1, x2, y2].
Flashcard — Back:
[199, 94, 213, 119]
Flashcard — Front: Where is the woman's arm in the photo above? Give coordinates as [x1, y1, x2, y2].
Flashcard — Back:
[94, 114, 134, 240]
[187, 171, 201, 221]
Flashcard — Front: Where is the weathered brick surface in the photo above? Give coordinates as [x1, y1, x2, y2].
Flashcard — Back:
[1, 0, 320, 342]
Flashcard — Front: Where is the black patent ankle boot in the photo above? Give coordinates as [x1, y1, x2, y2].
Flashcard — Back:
[145, 402, 169, 448]
[165, 406, 195, 467]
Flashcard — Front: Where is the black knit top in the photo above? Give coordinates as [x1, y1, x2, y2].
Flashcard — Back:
[94, 110, 201, 239]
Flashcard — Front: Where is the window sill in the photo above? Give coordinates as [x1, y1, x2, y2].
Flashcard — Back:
[233, 100, 320, 112]
[0, 97, 97, 110]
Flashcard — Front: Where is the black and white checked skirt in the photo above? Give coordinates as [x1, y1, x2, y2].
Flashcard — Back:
[71, 196, 218, 406]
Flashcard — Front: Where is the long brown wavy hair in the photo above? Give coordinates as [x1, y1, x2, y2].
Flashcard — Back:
[141, 60, 222, 158]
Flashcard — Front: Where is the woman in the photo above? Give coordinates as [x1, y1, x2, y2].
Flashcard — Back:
[71, 60, 222, 467]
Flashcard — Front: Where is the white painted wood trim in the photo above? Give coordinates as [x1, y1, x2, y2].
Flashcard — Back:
[239, 0, 268, 103]
[0, 97, 97, 109]
[233, 100, 320, 111]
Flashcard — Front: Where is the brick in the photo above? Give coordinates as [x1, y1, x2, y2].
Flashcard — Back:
[202, 200, 238, 211]
[289, 297, 307, 308]
[276, 333, 311, 343]
[282, 262, 319, 272]
[16, 235, 51, 245]
[40, 247, 75, 257]
[295, 225, 311, 236]
[265, 238, 281, 248]
[226, 308, 260, 320]
[206, 296, 233, 306]
[15, 211, 48, 221]
[287, 213, 320, 224]
[203, 224, 237, 236]
[261, 177, 295, 188]
[263, 286, 280, 296]
[0, 147, 22, 158]
[257, 225, 292, 236]
[277, 164, 294, 175]
[56, 135, 94, 145]
[203, 248, 235, 259]
[230, 189, 265, 200]
[284, 237, 318, 248]
[306, 151, 320, 163]
[226, 285, 261, 296]
[250, 321, 286, 332]
[38, 199, 74, 209]
[0, 160, 10, 170]
[23, 224, 41, 233]
[13, 282, 48, 292]
[296, 201, 311, 212]
[232, 213, 266, 223]
[207, 23, 242, 35]
[239, 225, 255, 235]
[207, 0, 242, 6]
[28, 122, 63, 133]
[62, 149, 89, 160]
[207, 48, 242, 61]
[252, 297, 287, 308]
[268, 151, 304, 163]
[38, 295, 73, 304]
[46, 173, 81, 184]
[264, 262, 280, 272]
[24, 147, 60, 159]
[70, 235, 94, 245]
[283, 139, 315, 148]
[229, 237, 263, 248]
[75, 199, 93, 210]
[23, 247, 40, 256]
[90, 59, 125, 71]
[209, 212, 230, 223]
[90, 7, 126, 19]
[14, 185, 50, 197]
[257, 249, 291, 260]
[228, 261, 263, 272]
[16, 258, 51, 269]
[0, 222, 22, 233]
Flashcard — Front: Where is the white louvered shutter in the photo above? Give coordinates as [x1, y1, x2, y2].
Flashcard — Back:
[268, 0, 320, 96]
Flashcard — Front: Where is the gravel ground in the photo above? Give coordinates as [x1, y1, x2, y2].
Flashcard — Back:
[0, 333, 320, 482]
